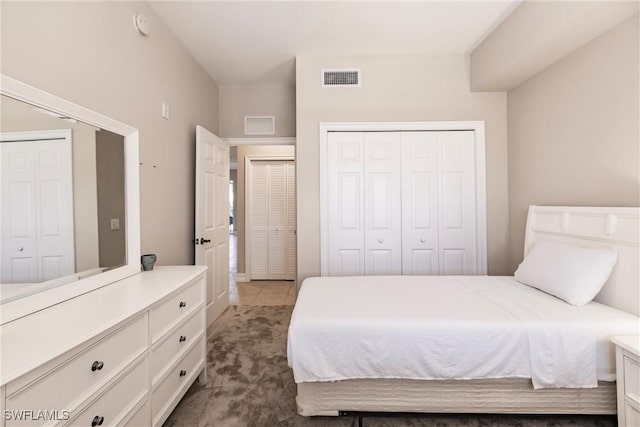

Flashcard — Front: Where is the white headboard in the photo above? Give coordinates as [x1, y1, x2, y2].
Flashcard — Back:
[524, 206, 640, 316]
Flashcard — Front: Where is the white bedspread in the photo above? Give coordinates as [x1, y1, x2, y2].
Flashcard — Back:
[287, 276, 640, 389]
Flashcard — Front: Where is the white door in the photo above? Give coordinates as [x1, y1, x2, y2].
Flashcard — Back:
[1, 131, 74, 283]
[437, 131, 477, 274]
[285, 161, 296, 279]
[325, 129, 481, 277]
[401, 132, 439, 275]
[195, 125, 229, 327]
[327, 132, 365, 276]
[363, 132, 401, 275]
[249, 160, 296, 280]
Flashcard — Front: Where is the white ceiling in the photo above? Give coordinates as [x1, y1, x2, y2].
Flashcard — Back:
[149, 1, 520, 86]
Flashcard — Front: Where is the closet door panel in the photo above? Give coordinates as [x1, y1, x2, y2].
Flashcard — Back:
[409, 249, 435, 275]
[250, 162, 269, 278]
[401, 132, 439, 275]
[267, 162, 287, 276]
[286, 161, 296, 280]
[364, 132, 401, 275]
[437, 131, 477, 275]
[327, 132, 365, 276]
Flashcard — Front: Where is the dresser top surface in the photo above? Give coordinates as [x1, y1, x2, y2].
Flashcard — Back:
[0, 266, 207, 386]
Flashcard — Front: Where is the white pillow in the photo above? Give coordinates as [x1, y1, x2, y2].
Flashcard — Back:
[514, 239, 617, 306]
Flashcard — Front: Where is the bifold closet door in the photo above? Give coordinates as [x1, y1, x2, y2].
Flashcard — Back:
[363, 132, 402, 275]
[327, 132, 401, 276]
[401, 131, 477, 275]
[327, 132, 365, 276]
[1, 138, 74, 283]
[250, 160, 296, 280]
[327, 129, 479, 277]
[436, 131, 477, 275]
[401, 132, 439, 274]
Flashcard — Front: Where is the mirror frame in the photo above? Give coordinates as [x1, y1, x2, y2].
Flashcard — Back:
[1, 75, 140, 324]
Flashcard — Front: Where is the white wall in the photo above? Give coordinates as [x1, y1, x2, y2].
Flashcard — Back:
[296, 54, 510, 283]
[507, 15, 640, 272]
[1, 1, 219, 265]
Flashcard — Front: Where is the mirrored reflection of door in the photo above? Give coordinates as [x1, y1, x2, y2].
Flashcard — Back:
[1, 130, 75, 283]
[249, 160, 296, 280]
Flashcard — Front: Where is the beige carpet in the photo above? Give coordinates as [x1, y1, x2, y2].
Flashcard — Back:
[163, 305, 616, 427]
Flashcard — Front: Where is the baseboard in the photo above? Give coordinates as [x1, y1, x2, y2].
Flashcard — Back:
[235, 273, 248, 282]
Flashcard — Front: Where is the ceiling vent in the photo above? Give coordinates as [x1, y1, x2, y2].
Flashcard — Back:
[322, 69, 361, 88]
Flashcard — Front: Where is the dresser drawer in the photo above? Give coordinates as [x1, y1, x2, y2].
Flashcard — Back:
[625, 402, 640, 427]
[123, 401, 150, 427]
[624, 355, 639, 403]
[6, 315, 147, 427]
[149, 278, 204, 343]
[150, 310, 205, 385]
[151, 339, 205, 424]
[66, 357, 147, 427]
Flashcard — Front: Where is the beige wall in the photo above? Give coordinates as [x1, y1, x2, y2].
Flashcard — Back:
[236, 145, 295, 274]
[96, 130, 126, 269]
[296, 54, 510, 282]
[219, 85, 296, 138]
[1, 1, 219, 265]
[471, 1, 639, 91]
[507, 15, 640, 273]
[1, 96, 100, 273]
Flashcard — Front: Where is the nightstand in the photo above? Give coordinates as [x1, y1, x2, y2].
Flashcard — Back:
[613, 336, 640, 427]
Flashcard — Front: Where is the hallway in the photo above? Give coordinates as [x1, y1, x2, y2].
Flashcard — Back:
[228, 233, 296, 305]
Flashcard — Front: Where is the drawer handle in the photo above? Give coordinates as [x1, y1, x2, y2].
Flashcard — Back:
[179, 335, 186, 343]
[91, 415, 104, 426]
[179, 369, 187, 377]
[179, 301, 186, 308]
[91, 361, 104, 372]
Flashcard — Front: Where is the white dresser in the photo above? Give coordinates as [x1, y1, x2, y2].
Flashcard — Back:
[613, 335, 640, 427]
[0, 266, 207, 427]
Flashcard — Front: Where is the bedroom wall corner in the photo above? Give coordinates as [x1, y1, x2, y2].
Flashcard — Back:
[506, 14, 640, 273]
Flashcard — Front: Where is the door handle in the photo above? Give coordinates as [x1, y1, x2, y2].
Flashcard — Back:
[200, 238, 211, 244]
[378, 238, 384, 244]
[420, 238, 426, 243]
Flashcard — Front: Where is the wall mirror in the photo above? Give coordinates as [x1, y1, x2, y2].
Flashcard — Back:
[0, 75, 140, 324]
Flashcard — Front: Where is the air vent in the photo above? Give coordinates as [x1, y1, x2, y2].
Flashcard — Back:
[244, 116, 275, 135]
[322, 69, 361, 87]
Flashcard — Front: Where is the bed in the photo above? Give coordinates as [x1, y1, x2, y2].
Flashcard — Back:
[287, 206, 640, 416]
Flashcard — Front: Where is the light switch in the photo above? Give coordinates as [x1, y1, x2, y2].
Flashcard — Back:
[161, 103, 170, 119]
[110, 218, 120, 230]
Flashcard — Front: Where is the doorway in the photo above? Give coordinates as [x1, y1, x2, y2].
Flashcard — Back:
[227, 143, 296, 305]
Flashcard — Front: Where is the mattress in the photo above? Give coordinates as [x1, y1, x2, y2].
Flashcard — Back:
[287, 275, 640, 389]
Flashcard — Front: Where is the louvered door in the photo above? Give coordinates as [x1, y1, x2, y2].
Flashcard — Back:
[249, 160, 296, 280]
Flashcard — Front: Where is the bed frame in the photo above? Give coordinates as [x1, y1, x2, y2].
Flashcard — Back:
[297, 206, 640, 416]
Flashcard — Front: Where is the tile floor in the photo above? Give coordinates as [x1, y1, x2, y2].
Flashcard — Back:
[228, 233, 297, 306]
